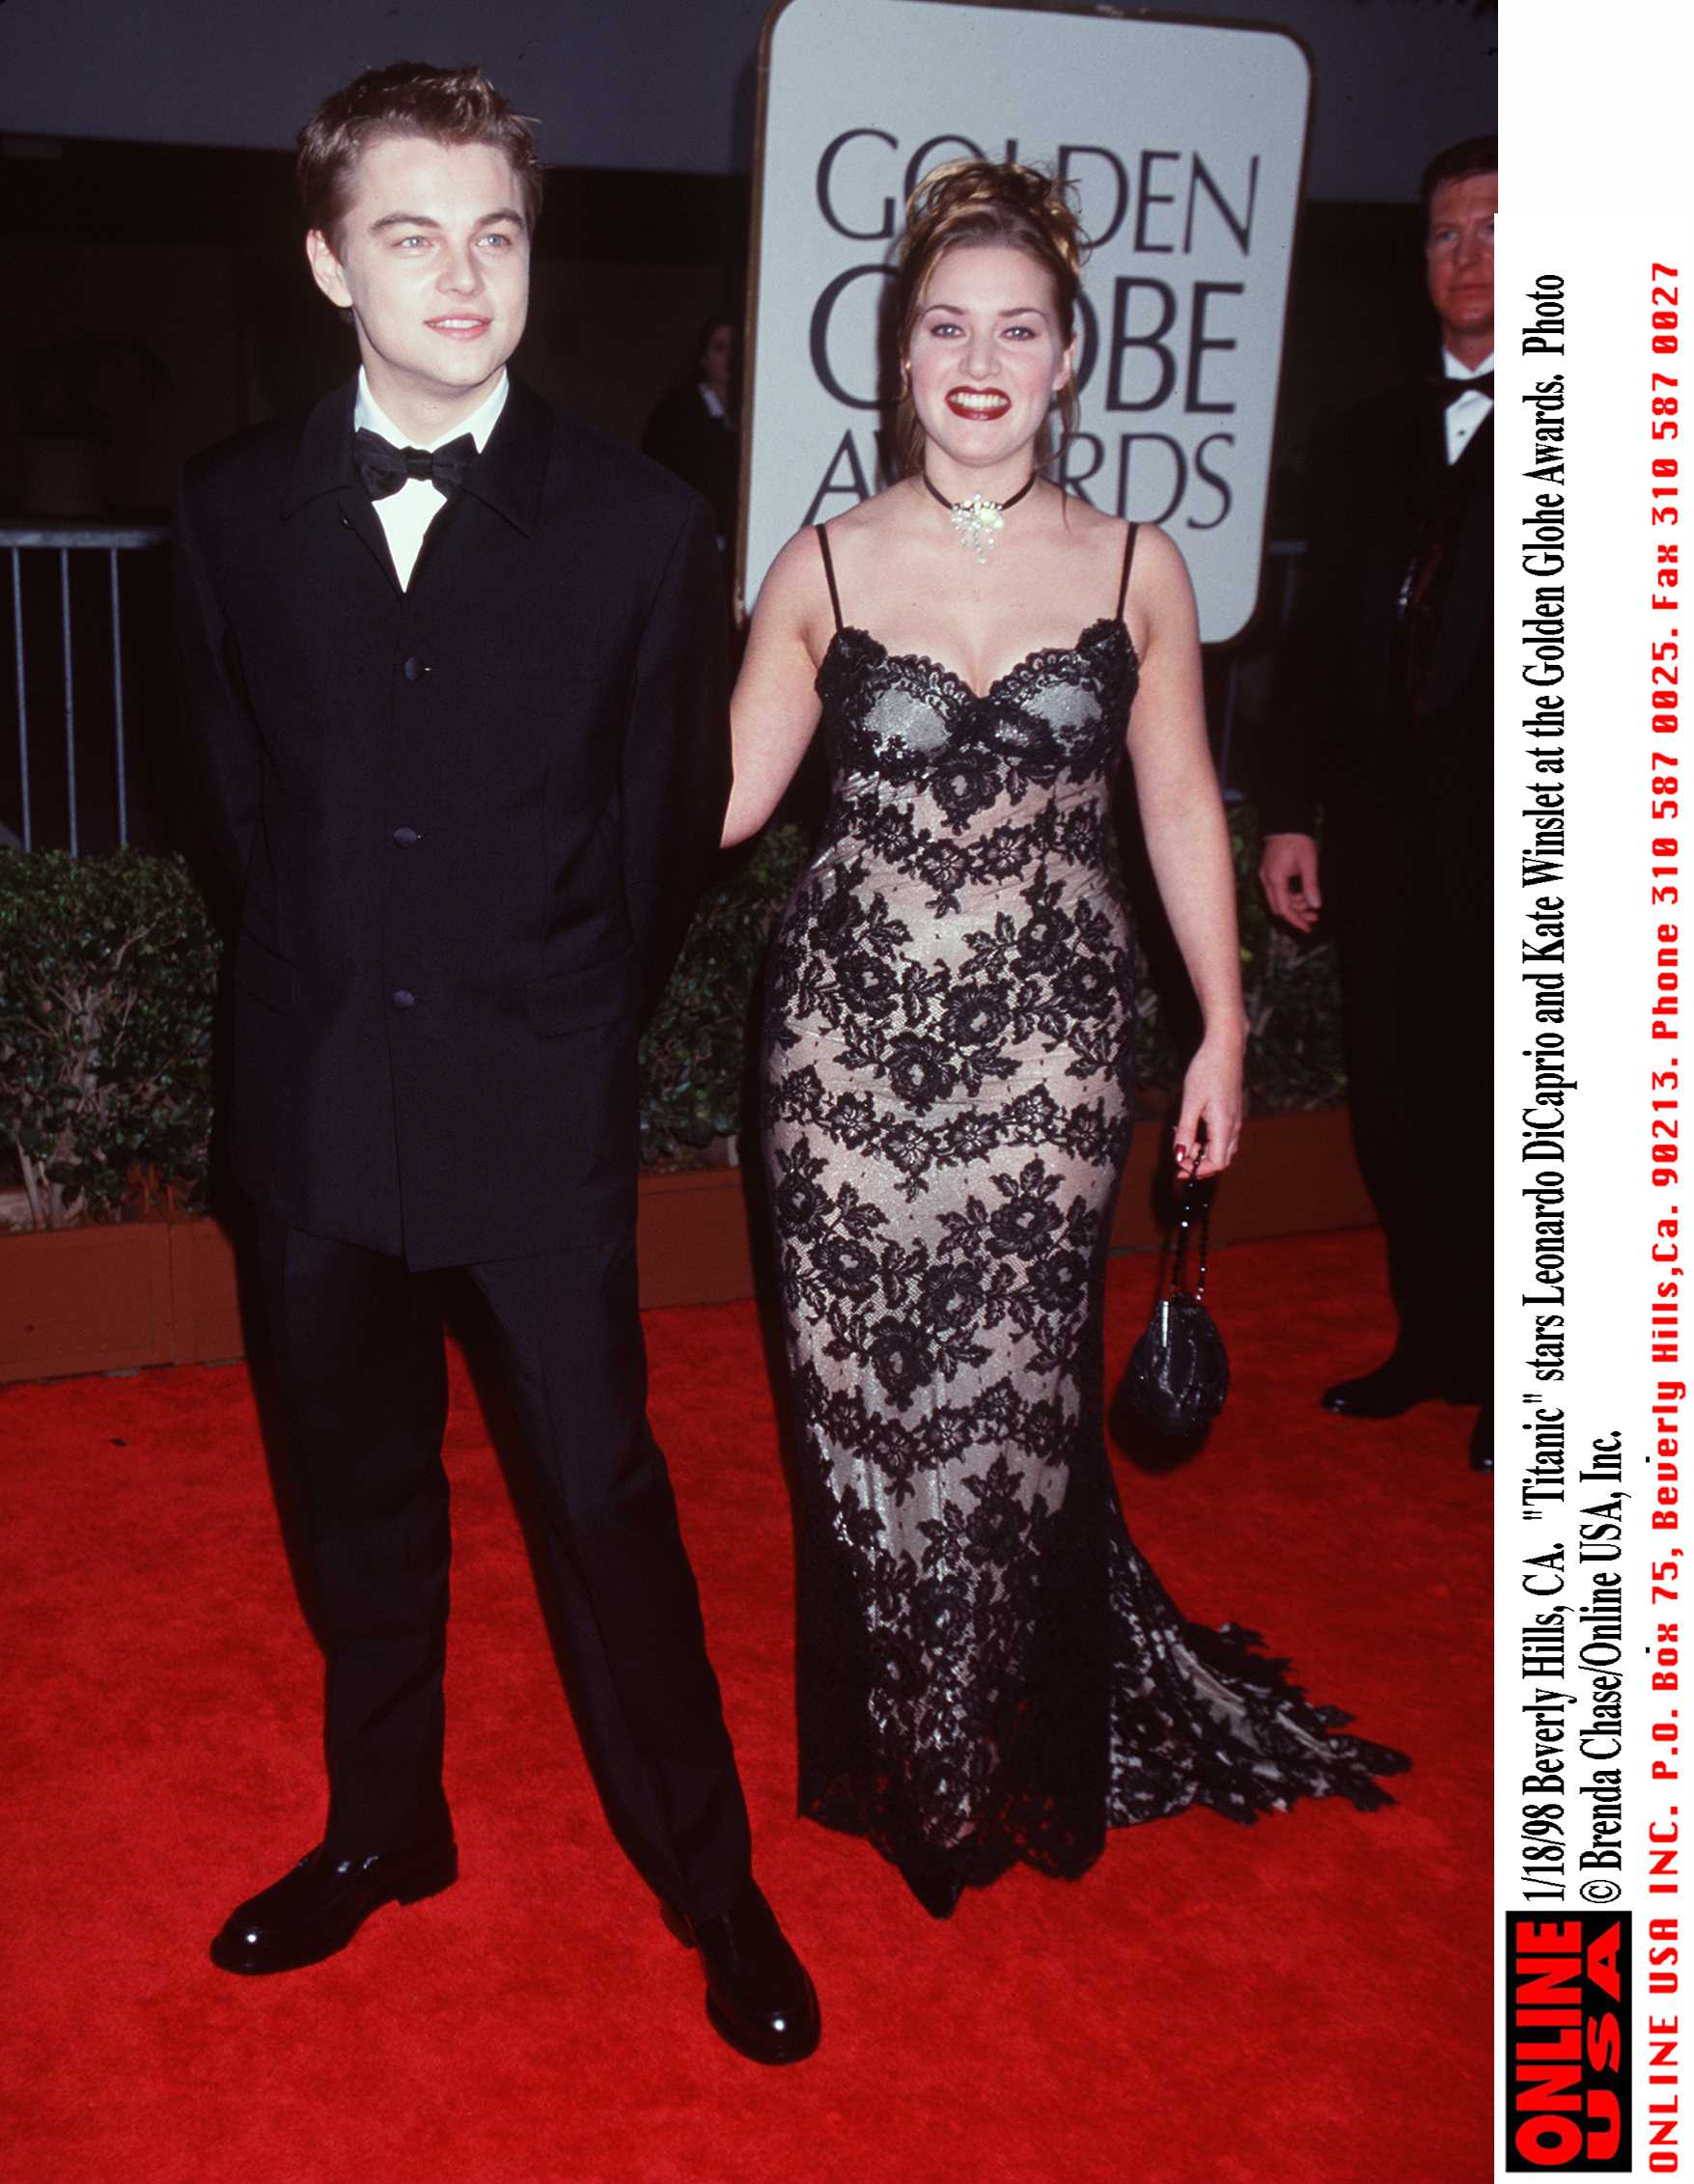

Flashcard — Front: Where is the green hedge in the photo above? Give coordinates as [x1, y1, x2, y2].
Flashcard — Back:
[0, 811, 1343, 1230]
[638, 824, 811, 1162]
[1133, 801, 1347, 1116]
[0, 834, 815, 1228]
[0, 850, 218, 1227]
[1234, 804, 1348, 1114]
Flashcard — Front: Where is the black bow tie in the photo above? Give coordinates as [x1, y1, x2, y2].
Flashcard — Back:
[353, 428, 477, 501]
[1430, 371, 1493, 405]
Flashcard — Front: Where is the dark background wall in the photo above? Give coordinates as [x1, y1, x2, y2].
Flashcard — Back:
[0, 0, 1496, 520]
[0, 0, 1496, 197]
[0, 145, 748, 513]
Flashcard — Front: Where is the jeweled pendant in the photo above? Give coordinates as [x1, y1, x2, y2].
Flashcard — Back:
[921, 466, 1037, 562]
[948, 495, 1007, 563]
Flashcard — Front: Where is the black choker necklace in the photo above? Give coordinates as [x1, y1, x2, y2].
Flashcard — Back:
[922, 467, 1039, 563]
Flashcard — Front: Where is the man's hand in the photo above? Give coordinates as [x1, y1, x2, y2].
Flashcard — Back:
[1258, 831, 1322, 933]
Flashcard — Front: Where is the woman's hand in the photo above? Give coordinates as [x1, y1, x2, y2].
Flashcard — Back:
[1172, 1029, 1245, 1179]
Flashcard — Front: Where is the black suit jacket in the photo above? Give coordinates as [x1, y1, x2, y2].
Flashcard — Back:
[1259, 375, 1492, 841]
[174, 373, 729, 1270]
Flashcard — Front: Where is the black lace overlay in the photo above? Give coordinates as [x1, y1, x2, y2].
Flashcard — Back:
[764, 605, 1407, 1918]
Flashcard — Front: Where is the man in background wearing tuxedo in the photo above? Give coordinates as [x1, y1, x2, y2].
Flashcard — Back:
[173, 62, 819, 2061]
[1258, 138, 1495, 1472]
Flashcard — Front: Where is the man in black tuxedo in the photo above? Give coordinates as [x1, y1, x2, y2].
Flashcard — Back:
[1258, 139, 1495, 1472]
[174, 63, 819, 2061]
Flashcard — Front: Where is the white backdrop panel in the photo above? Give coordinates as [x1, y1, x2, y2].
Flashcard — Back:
[743, 0, 1310, 640]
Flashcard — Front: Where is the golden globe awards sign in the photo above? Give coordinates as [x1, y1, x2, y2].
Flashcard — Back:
[742, 0, 1311, 643]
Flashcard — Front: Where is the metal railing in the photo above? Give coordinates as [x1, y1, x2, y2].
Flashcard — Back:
[3, 519, 169, 855]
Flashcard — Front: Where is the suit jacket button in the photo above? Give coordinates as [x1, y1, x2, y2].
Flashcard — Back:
[403, 656, 425, 681]
[390, 988, 416, 1009]
[392, 826, 420, 846]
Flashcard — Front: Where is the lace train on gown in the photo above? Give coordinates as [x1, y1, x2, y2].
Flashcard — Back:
[762, 522, 1407, 1916]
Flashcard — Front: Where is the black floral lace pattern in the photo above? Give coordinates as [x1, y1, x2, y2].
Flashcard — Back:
[764, 588, 1407, 1918]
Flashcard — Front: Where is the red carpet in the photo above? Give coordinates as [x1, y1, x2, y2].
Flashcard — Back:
[0, 1230, 1487, 2184]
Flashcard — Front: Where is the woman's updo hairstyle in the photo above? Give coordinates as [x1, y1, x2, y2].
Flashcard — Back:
[892, 158, 1089, 476]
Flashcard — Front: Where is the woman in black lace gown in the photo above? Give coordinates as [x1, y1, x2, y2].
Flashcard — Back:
[726, 161, 1406, 1917]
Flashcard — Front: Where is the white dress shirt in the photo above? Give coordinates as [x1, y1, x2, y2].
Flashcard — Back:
[1442, 347, 1493, 466]
[353, 368, 511, 589]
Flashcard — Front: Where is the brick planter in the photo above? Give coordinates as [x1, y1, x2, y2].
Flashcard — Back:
[0, 1107, 1372, 1384]
[0, 1221, 176, 1381]
[1110, 1101, 1374, 1251]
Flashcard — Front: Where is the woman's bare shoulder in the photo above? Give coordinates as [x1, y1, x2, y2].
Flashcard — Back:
[1055, 488, 1125, 540]
[753, 522, 834, 620]
[1052, 492, 1165, 588]
[1125, 520, 1195, 599]
[763, 484, 909, 593]
[1120, 520, 1199, 660]
[798, 484, 920, 613]
[828, 480, 914, 536]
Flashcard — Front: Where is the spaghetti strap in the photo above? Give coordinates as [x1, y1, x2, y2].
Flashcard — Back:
[1115, 521, 1140, 622]
[815, 523, 844, 634]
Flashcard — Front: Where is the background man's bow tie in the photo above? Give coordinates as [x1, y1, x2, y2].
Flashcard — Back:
[353, 428, 477, 500]
[1429, 371, 1493, 405]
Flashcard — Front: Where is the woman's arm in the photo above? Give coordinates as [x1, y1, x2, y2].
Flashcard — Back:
[723, 530, 829, 847]
[1125, 525, 1247, 1178]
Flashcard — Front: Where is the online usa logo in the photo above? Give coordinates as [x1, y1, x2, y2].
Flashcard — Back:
[1504, 1914, 1630, 2171]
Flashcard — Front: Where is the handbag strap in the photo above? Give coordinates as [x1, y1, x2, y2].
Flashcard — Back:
[1168, 1171, 1212, 1303]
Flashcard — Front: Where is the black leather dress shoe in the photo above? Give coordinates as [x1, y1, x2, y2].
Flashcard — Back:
[670, 1880, 820, 2064]
[1320, 1355, 1443, 1419]
[209, 1831, 458, 1975]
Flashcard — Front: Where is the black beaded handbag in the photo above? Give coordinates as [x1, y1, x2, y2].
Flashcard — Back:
[1122, 1173, 1229, 1437]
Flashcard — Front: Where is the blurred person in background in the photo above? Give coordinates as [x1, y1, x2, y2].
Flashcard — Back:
[1257, 137, 1495, 1473]
[643, 316, 739, 576]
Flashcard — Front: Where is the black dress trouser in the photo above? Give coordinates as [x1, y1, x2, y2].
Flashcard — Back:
[251, 1205, 754, 1922]
[1326, 756, 1492, 1400]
